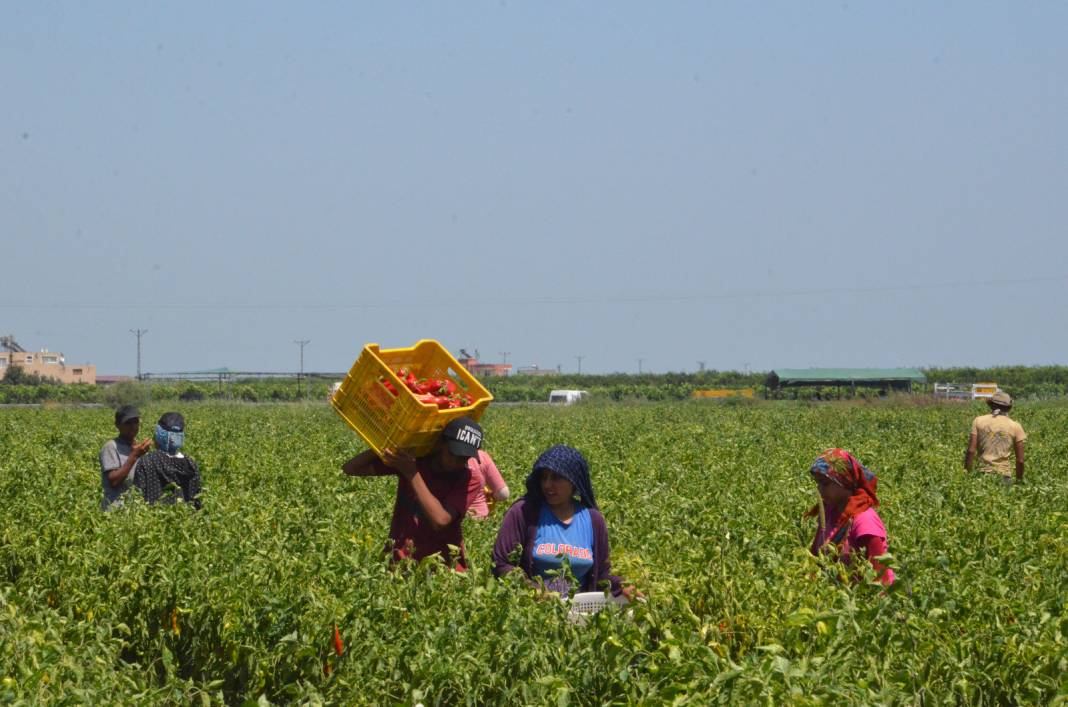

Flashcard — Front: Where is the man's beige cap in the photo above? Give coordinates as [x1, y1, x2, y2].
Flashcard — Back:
[990, 390, 1013, 407]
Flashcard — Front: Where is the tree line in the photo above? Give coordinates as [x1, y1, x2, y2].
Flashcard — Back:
[4, 364, 1067, 404]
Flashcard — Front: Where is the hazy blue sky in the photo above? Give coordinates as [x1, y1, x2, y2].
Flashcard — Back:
[3, 2, 1065, 375]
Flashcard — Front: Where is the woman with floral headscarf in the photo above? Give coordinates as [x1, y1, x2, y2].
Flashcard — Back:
[806, 448, 894, 585]
[492, 445, 638, 600]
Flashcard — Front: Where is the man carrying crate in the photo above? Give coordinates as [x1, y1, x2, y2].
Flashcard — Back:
[341, 417, 485, 569]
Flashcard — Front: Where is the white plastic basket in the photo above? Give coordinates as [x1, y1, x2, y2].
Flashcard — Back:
[566, 591, 610, 624]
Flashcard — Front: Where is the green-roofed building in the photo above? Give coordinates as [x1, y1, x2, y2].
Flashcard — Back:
[766, 368, 926, 397]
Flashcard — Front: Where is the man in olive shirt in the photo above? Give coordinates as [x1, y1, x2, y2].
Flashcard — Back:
[965, 391, 1027, 484]
[99, 405, 152, 510]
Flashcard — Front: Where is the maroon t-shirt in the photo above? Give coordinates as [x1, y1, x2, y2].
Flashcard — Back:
[370, 457, 480, 568]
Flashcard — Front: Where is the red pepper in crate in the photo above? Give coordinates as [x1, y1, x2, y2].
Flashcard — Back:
[380, 369, 477, 410]
[416, 394, 449, 408]
[414, 379, 439, 395]
[391, 368, 417, 393]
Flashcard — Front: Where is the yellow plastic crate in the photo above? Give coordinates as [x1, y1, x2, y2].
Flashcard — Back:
[331, 339, 493, 457]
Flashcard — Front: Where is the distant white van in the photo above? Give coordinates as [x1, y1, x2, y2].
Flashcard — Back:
[548, 389, 588, 405]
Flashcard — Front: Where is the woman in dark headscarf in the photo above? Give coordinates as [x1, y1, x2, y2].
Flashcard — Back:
[806, 448, 894, 585]
[133, 412, 203, 510]
[492, 445, 637, 599]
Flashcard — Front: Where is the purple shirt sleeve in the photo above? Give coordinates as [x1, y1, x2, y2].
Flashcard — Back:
[492, 500, 531, 579]
[587, 509, 624, 596]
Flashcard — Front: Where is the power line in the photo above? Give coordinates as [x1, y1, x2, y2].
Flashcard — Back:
[7, 274, 1065, 311]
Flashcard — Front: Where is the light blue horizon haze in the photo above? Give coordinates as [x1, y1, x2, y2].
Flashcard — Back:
[2, 2, 1066, 375]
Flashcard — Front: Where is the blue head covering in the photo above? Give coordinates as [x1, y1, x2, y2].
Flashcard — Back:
[154, 412, 185, 455]
[525, 445, 598, 509]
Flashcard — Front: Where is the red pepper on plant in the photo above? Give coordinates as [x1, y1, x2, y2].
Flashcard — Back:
[333, 624, 345, 656]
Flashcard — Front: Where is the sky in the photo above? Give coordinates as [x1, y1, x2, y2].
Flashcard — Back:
[2, 2, 1066, 375]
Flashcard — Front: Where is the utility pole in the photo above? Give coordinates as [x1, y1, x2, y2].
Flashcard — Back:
[498, 351, 510, 364]
[294, 339, 310, 398]
[697, 361, 706, 372]
[130, 329, 147, 380]
[637, 358, 644, 375]
[575, 355, 584, 374]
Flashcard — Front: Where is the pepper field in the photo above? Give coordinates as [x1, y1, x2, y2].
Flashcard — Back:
[1, 401, 1066, 705]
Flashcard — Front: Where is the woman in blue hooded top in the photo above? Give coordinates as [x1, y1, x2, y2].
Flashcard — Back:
[492, 445, 637, 600]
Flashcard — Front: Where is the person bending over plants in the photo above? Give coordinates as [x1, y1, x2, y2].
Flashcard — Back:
[341, 417, 484, 570]
[806, 448, 894, 586]
[492, 445, 639, 601]
[133, 412, 203, 510]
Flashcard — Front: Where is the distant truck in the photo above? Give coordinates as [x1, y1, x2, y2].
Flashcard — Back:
[933, 382, 998, 401]
[549, 389, 588, 405]
[692, 388, 755, 399]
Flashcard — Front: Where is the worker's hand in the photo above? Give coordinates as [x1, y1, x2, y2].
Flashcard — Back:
[532, 586, 557, 603]
[381, 448, 418, 480]
[621, 585, 644, 603]
[133, 439, 153, 457]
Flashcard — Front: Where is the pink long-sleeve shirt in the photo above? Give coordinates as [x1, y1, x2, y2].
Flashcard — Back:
[812, 507, 895, 585]
[466, 450, 508, 519]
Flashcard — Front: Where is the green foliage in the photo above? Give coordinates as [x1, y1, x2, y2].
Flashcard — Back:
[923, 365, 1068, 398]
[3, 365, 1068, 405]
[102, 380, 152, 409]
[486, 371, 764, 403]
[1, 402, 1066, 703]
[1, 365, 56, 386]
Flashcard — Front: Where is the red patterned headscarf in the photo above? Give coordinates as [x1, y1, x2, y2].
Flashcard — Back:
[805, 448, 879, 545]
